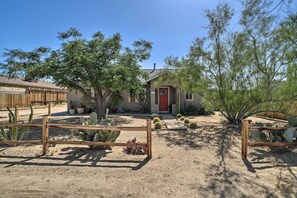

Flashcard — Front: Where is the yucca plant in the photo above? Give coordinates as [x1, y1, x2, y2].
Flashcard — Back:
[0, 105, 33, 142]
[73, 112, 120, 149]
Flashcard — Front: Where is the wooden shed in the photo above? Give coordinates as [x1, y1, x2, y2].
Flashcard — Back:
[0, 77, 67, 109]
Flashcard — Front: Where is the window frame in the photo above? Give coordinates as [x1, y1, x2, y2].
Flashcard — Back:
[185, 92, 194, 101]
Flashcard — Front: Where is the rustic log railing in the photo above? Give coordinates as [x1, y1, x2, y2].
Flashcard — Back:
[241, 119, 297, 159]
[0, 116, 152, 158]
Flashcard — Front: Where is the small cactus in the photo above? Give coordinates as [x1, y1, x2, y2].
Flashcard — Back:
[189, 122, 198, 129]
[184, 118, 190, 124]
[89, 112, 98, 125]
[176, 113, 182, 118]
[180, 116, 185, 121]
[154, 122, 162, 129]
[153, 117, 160, 124]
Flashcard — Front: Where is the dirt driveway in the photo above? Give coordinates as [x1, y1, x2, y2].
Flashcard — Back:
[0, 105, 296, 197]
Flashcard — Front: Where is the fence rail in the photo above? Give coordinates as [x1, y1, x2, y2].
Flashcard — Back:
[0, 116, 152, 158]
[241, 120, 297, 159]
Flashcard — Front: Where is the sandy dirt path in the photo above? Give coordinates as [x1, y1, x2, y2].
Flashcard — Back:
[0, 106, 296, 198]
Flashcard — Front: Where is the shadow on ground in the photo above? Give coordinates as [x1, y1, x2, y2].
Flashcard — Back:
[0, 146, 150, 170]
[157, 124, 297, 197]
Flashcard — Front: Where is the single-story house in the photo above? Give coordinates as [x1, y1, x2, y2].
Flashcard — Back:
[0, 76, 67, 108]
[67, 65, 202, 115]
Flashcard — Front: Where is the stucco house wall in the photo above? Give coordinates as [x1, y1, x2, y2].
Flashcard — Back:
[66, 68, 202, 114]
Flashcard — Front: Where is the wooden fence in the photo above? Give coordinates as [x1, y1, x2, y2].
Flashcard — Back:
[0, 116, 152, 158]
[0, 89, 66, 109]
[241, 120, 297, 159]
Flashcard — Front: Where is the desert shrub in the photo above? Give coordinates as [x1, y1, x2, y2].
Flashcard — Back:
[154, 122, 162, 129]
[189, 122, 198, 129]
[153, 117, 160, 124]
[123, 137, 147, 155]
[185, 104, 199, 115]
[199, 100, 215, 115]
[180, 116, 185, 121]
[184, 118, 190, 124]
[176, 113, 182, 118]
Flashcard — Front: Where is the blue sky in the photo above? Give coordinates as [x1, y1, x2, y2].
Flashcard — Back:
[0, 0, 288, 69]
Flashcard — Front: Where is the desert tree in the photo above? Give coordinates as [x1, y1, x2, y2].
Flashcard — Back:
[1, 28, 152, 116]
[161, 0, 296, 124]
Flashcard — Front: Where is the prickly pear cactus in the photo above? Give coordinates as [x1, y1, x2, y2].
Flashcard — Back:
[73, 112, 120, 149]
[288, 116, 297, 127]
[89, 112, 98, 125]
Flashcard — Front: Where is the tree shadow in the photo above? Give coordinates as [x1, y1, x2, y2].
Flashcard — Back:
[0, 146, 150, 170]
[157, 124, 297, 197]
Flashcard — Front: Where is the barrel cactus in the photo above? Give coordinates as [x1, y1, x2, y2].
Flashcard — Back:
[73, 112, 120, 149]
[153, 117, 160, 124]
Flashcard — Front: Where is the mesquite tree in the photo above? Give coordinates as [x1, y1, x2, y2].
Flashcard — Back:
[1, 28, 152, 116]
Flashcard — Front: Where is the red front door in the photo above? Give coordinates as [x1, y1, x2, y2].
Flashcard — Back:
[159, 87, 169, 112]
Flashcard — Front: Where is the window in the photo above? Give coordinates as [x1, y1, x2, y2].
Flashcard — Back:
[129, 89, 136, 103]
[186, 92, 194, 101]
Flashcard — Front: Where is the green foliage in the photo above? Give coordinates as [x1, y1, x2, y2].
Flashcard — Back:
[185, 104, 199, 116]
[189, 122, 198, 129]
[199, 100, 215, 115]
[0, 105, 33, 141]
[153, 117, 160, 124]
[288, 116, 297, 127]
[74, 112, 120, 149]
[180, 116, 185, 121]
[184, 118, 190, 124]
[160, 0, 296, 125]
[106, 91, 123, 109]
[176, 113, 182, 118]
[69, 101, 75, 109]
[1, 28, 152, 116]
[154, 122, 162, 129]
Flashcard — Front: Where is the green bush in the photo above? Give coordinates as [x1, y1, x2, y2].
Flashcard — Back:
[199, 99, 215, 115]
[189, 122, 198, 129]
[153, 117, 160, 124]
[176, 113, 182, 118]
[154, 122, 162, 129]
[184, 118, 190, 124]
[185, 104, 199, 115]
[180, 116, 185, 121]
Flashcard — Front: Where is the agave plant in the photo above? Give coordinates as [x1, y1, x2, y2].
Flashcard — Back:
[0, 105, 33, 142]
[73, 112, 120, 149]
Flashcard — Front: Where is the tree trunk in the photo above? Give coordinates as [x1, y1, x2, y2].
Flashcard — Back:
[94, 89, 105, 117]
[96, 98, 105, 117]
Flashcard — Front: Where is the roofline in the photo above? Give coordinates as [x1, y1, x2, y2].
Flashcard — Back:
[0, 78, 66, 91]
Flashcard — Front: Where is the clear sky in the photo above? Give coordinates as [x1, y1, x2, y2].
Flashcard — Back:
[0, 0, 290, 69]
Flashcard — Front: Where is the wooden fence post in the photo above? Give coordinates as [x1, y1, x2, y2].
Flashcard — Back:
[48, 103, 52, 116]
[42, 116, 49, 155]
[15, 105, 19, 121]
[241, 119, 249, 159]
[147, 119, 152, 158]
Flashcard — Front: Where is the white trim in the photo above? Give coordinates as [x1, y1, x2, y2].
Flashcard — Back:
[158, 87, 170, 113]
[186, 92, 194, 101]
